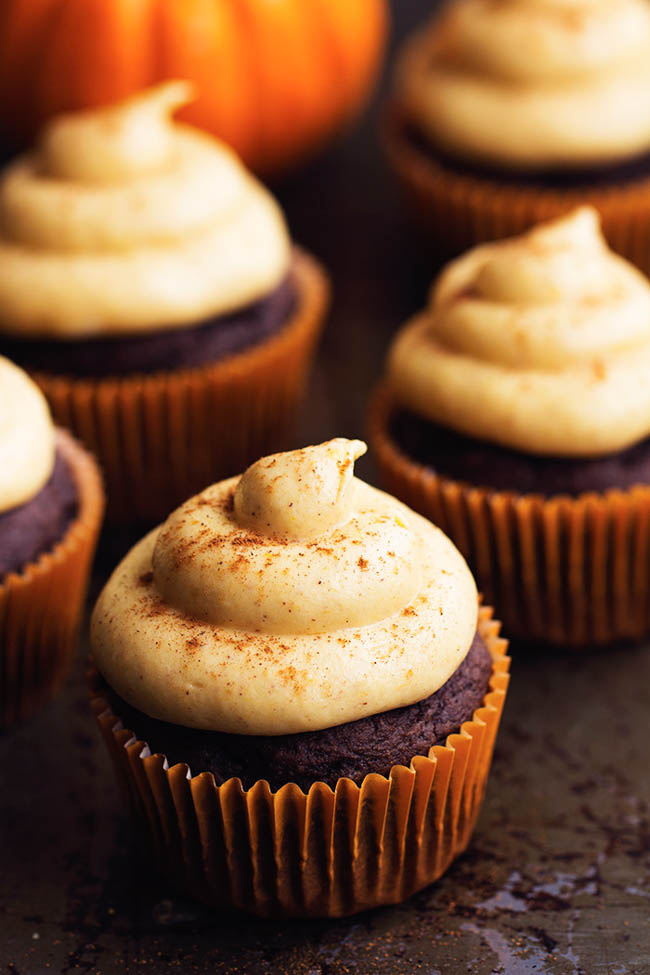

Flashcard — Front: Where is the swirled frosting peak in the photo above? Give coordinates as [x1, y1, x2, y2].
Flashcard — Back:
[399, 0, 650, 168]
[0, 356, 54, 514]
[40, 81, 194, 183]
[234, 438, 367, 540]
[388, 207, 650, 457]
[91, 440, 478, 735]
[0, 82, 291, 338]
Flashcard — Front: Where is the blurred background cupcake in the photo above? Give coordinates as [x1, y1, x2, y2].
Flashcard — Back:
[384, 0, 650, 272]
[90, 439, 509, 917]
[0, 356, 103, 727]
[0, 0, 388, 177]
[0, 82, 330, 522]
[371, 207, 650, 647]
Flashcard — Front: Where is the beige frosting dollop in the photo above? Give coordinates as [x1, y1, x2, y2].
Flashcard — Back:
[0, 82, 291, 338]
[0, 356, 55, 513]
[398, 0, 650, 169]
[91, 439, 478, 735]
[388, 207, 650, 457]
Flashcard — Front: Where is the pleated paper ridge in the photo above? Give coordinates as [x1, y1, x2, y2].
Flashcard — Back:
[383, 101, 650, 276]
[90, 607, 509, 918]
[371, 385, 650, 647]
[0, 429, 104, 727]
[32, 249, 328, 523]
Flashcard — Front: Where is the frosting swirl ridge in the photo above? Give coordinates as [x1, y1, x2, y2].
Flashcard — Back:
[0, 83, 291, 337]
[91, 440, 478, 735]
[399, 0, 650, 169]
[388, 208, 650, 457]
[153, 440, 421, 634]
[0, 356, 55, 514]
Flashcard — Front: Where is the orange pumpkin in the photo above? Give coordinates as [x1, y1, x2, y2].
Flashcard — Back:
[0, 0, 388, 174]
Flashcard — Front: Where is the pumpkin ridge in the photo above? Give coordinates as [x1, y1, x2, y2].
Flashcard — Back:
[290, 0, 345, 151]
[228, 0, 266, 168]
[0, 0, 66, 138]
[0, 0, 388, 174]
[320, 0, 389, 122]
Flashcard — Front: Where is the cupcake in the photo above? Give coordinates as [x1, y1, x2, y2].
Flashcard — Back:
[385, 0, 650, 271]
[0, 82, 329, 522]
[0, 356, 103, 727]
[90, 439, 509, 917]
[371, 207, 650, 647]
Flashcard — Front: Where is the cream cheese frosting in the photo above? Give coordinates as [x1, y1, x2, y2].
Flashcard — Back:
[0, 82, 291, 338]
[0, 356, 55, 513]
[91, 439, 478, 735]
[388, 207, 650, 457]
[398, 0, 650, 169]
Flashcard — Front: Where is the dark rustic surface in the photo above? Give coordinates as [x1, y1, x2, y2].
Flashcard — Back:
[2, 3, 650, 972]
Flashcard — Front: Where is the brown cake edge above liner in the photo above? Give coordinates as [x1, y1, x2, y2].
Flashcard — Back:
[0, 448, 78, 579]
[402, 117, 650, 189]
[0, 269, 297, 379]
[389, 408, 650, 496]
[381, 99, 650, 278]
[100, 630, 491, 793]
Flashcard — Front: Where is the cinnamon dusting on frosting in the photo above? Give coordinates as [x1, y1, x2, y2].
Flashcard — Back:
[0, 83, 290, 338]
[389, 208, 650, 457]
[398, 0, 650, 169]
[91, 440, 478, 735]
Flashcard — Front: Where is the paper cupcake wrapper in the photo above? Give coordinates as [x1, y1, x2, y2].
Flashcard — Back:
[383, 101, 650, 274]
[90, 607, 509, 918]
[370, 386, 650, 647]
[32, 249, 329, 524]
[0, 429, 104, 727]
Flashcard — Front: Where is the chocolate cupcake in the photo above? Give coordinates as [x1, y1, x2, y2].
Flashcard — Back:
[0, 82, 329, 521]
[90, 439, 509, 917]
[370, 207, 650, 647]
[384, 0, 650, 271]
[0, 356, 103, 727]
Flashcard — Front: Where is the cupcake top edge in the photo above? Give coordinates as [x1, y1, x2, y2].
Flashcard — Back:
[388, 207, 650, 458]
[0, 356, 55, 512]
[0, 82, 291, 339]
[397, 0, 650, 170]
[90, 439, 479, 736]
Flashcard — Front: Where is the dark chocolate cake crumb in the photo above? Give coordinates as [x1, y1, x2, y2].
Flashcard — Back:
[0, 273, 296, 379]
[106, 630, 492, 792]
[0, 448, 78, 579]
[391, 408, 650, 497]
[406, 120, 650, 190]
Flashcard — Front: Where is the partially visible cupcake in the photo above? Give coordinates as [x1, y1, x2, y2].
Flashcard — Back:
[0, 356, 103, 727]
[371, 207, 650, 647]
[90, 439, 509, 917]
[0, 82, 329, 521]
[385, 0, 650, 270]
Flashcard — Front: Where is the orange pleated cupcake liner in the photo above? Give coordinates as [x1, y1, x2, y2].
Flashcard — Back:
[89, 606, 509, 918]
[383, 100, 650, 274]
[0, 429, 104, 727]
[32, 248, 329, 524]
[370, 385, 650, 648]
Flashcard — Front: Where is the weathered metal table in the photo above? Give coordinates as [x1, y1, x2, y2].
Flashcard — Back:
[2, 4, 649, 971]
